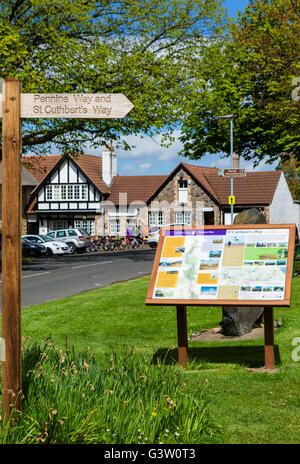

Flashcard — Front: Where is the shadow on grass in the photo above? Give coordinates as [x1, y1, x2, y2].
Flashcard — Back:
[153, 345, 281, 368]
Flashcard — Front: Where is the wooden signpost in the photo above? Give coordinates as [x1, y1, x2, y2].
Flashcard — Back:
[146, 224, 296, 369]
[221, 168, 246, 177]
[1, 78, 133, 422]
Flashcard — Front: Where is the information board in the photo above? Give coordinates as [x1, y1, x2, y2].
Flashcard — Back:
[146, 224, 296, 307]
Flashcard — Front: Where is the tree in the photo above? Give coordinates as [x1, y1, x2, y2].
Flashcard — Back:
[179, 0, 300, 165]
[278, 154, 300, 200]
[0, 0, 225, 156]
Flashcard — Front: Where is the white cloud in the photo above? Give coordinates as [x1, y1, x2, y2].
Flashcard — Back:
[139, 162, 152, 171]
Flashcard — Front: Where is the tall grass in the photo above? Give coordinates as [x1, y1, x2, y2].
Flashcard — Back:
[0, 339, 215, 444]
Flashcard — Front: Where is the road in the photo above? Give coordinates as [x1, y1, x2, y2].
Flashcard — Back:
[0, 249, 156, 311]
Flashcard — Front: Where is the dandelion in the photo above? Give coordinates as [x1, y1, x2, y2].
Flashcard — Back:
[151, 411, 157, 417]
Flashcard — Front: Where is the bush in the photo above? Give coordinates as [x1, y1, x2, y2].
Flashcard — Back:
[0, 339, 215, 444]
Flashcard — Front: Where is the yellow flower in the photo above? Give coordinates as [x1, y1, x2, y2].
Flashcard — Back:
[151, 411, 157, 417]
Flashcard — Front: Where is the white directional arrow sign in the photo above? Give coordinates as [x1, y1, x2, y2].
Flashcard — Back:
[0, 93, 134, 118]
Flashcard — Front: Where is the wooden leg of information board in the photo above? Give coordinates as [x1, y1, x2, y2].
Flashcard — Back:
[264, 307, 275, 370]
[176, 305, 188, 367]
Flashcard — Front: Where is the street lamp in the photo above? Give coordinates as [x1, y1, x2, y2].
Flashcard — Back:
[215, 114, 234, 224]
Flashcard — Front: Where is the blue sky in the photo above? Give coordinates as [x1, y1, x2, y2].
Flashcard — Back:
[99, 0, 277, 177]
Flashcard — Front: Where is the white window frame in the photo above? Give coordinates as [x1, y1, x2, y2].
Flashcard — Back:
[53, 185, 60, 200]
[74, 219, 95, 235]
[149, 211, 163, 227]
[81, 185, 88, 200]
[74, 185, 80, 200]
[109, 220, 120, 235]
[178, 180, 188, 203]
[175, 211, 192, 225]
[61, 185, 67, 200]
[46, 185, 53, 200]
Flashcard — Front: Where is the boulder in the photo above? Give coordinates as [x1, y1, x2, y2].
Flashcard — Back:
[233, 208, 267, 225]
[220, 306, 264, 337]
[221, 208, 266, 337]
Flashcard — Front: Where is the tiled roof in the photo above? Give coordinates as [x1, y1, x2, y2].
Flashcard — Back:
[0, 163, 38, 186]
[202, 170, 281, 205]
[181, 163, 219, 200]
[22, 154, 110, 194]
[108, 175, 168, 204]
[180, 162, 281, 205]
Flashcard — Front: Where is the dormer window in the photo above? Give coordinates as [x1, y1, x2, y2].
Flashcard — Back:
[178, 179, 188, 203]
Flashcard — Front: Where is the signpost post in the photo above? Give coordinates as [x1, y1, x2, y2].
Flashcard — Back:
[146, 224, 295, 368]
[1, 79, 133, 422]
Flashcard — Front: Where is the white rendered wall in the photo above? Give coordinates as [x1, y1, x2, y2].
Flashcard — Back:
[269, 172, 299, 235]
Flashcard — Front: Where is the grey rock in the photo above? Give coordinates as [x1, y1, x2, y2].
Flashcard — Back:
[220, 307, 264, 336]
[234, 208, 267, 225]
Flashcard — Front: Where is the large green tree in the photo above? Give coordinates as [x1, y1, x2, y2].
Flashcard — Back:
[179, 0, 300, 165]
[0, 0, 224, 155]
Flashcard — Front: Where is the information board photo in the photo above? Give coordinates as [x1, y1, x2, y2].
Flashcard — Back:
[146, 224, 296, 307]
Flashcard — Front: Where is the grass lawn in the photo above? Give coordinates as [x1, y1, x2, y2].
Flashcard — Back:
[1, 274, 300, 444]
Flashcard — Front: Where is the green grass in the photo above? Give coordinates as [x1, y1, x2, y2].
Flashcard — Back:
[1, 274, 300, 443]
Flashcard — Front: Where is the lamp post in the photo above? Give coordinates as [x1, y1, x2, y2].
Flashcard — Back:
[215, 114, 234, 224]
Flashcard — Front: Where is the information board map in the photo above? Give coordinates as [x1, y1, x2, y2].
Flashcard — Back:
[150, 227, 293, 304]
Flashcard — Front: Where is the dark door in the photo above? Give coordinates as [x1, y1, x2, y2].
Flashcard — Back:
[204, 211, 214, 225]
[27, 221, 39, 234]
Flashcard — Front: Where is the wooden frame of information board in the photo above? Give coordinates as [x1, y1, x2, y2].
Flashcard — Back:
[146, 224, 295, 307]
[146, 224, 296, 369]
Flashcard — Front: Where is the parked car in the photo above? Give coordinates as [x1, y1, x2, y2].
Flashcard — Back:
[22, 235, 70, 255]
[46, 228, 91, 253]
[22, 237, 47, 257]
[147, 223, 191, 248]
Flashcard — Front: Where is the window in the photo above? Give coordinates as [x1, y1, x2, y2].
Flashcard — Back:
[109, 220, 120, 235]
[56, 230, 67, 238]
[44, 184, 89, 201]
[50, 220, 67, 230]
[74, 220, 95, 235]
[175, 211, 191, 225]
[68, 185, 73, 200]
[67, 229, 77, 236]
[61, 185, 67, 200]
[81, 185, 88, 200]
[127, 219, 137, 230]
[53, 185, 60, 200]
[149, 212, 163, 227]
[178, 180, 188, 203]
[74, 185, 80, 200]
[46, 185, 52, 200]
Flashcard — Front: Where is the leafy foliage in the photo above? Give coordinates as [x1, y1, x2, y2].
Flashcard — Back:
[180, 0, 300, 165]
[0, 0, 225, 155]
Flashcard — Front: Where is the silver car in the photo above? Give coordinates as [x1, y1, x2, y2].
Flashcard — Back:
[47, 228, 91, 253]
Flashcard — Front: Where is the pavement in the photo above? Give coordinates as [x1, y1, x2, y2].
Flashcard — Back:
[0, 249, 156, 311]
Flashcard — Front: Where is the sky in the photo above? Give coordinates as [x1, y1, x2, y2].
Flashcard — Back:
[88, 0, 277, 178]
